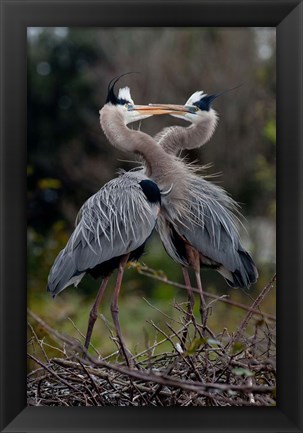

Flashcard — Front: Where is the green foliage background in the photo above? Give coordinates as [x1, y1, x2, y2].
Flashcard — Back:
[27, 27, 276, 359]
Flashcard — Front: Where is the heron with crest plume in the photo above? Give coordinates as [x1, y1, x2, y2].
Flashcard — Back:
[150, 87, 258, 324]
[47, 75, 190, 365]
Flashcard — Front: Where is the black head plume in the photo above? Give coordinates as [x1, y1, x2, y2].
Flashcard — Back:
[193, 83, 243, 111]
[193, 94, 217, 112]
[106, 72, 140, 105]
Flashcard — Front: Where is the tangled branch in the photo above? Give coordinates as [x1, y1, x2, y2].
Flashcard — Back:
[27, 274, 276, 407]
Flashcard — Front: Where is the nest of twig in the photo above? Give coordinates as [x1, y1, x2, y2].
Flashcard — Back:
[27, 275, 276, 406]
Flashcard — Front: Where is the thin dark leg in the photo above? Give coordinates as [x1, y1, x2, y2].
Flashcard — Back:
[110, 253, 133, 367]
[185, 244, 207, 327]
[84, 274, 111, 353]
[182, 266, 195, 313]
[181, 266, 195, 345]
[194, 268, 207, 327]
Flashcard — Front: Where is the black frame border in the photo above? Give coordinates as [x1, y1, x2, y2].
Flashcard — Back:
[1, 0, 302, 432]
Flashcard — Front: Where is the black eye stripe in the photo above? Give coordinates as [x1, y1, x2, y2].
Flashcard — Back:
[117, 98, 130, 105]
[193, 96, 212, 112]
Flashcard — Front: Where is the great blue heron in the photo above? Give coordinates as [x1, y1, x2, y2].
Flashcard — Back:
[150, 90, 258, 323]
[47, 77, 190, 364]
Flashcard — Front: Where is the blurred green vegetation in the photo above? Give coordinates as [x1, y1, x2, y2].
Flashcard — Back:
[27, 27, 276, 361]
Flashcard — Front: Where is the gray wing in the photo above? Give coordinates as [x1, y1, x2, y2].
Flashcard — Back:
[160, 176, 258, 287]
[156, 213, 188, 267]
[181, 179, 257, 287]
[179, 213, 258, 288]
[48, 172, 159, 295]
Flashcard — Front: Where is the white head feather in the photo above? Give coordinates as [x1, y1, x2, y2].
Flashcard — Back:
[171, 90, 217, 125]
[185, 91, 206, 106]
[118, 86, 134, 104]
[106, 86, 152, 125]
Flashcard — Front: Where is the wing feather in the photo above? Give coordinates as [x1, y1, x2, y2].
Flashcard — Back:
[158, 175, 257, 287]
[48, 172, 159, 295]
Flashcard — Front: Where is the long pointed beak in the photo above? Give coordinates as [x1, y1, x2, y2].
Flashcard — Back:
[132, 104, 192, 115]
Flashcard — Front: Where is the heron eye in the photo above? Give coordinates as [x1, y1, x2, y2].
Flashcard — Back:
[190, 106, 199, 113]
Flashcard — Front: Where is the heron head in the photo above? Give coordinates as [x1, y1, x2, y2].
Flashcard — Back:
[168, 90, 219, 124]
[171, 85, 242, 124]
[187, 91, 218, 111]
[104, 74, 191, 125]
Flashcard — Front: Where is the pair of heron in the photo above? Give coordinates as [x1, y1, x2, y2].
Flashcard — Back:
[47, 75, 258, 365]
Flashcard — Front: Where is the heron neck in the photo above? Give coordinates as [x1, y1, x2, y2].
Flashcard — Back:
[100, 105, 188, 192]
[158, 115, 218, 155]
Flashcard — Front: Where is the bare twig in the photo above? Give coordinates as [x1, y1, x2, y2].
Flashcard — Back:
[27, 274, 276, 407]
[135, 265, 276, 321]
[228, 274, 276, 348]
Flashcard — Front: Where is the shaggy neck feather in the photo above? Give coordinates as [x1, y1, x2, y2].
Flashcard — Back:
[100, 105, 189, 199]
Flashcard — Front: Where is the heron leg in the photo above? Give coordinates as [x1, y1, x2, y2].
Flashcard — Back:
[181, 266, 195, 345]
[110, 253, 133, 367]
[185, 245, 207, 326]
[194, 266, 207, 328]
[182, 266, 195, 312]
[84, 274, 111, 354]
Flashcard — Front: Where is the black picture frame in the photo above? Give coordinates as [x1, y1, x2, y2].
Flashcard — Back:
[0, 0, 302, 432]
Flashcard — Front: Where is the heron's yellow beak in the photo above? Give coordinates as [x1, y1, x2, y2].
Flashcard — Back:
[133, 104, 192, 115]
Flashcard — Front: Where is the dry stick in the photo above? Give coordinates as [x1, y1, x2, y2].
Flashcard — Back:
[52, 358, 111, 381]
[148, 321, 212, 399]
[130, 371, 154, 405]
[165, 322, 203, 383]
[61, 365, 98, 406]
[227, 274, 276, 349]
[29, 328, 275, 401]
[28, 309, 79, 347]
[52, 358, 172, 398]
[173, 301, 203, 340]
[148, 320, 178, 353]
[27, 369, 47, 380]
[28, 307, 186, 366]
[40, 340, 66, 355]
[165, 322, 185, 350]
[137, 267, 276, 321]
[133, 324, 190, 361]
[100, 315, 123, 360]
[28, 353, 79, 394]
[30, 306, 274, 383]
[86, 354, 275, 395]
[29, 272, 275, 365]
[27, 321, 49, 363]
[67, 317, 101, 357]
[29, 300, 125, 368]
[142, 297, 183, 325]
[146, 320, 180, 400]
[78, 360, 104, 405]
